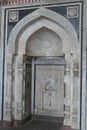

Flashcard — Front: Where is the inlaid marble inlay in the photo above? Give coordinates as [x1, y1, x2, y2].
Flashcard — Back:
[9, 11, 19, 22]
[34, 64, 64, 117]
[67, 6, 78, 18]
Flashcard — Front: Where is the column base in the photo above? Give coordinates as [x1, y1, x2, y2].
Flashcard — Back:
[14, 115, 31, 126]
[0, 120, 3, 127]
[3, 120, 13, 127]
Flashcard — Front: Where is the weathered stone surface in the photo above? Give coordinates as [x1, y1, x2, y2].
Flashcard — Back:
[81, 0, 87, 130]
[0, 7, 3, 121]
[0, 1, 83, 129]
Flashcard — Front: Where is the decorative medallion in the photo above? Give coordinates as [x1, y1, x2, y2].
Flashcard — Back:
[9, 11, 19, 22]
[67, 6, 78, 18]
[43, 40, 52, 49]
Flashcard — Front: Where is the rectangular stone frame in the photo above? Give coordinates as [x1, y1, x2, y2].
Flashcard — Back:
[33, 64, 64, 117]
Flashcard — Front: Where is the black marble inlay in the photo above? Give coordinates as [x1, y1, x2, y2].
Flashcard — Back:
[48, 5, 80, 37]
[7, 8, 37, 41]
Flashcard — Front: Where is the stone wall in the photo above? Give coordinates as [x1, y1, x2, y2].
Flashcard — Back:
[3, 5, 81, 130]
[0, 0, 85, 130]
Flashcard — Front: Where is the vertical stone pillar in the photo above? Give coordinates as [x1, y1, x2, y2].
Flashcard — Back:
[14, 55, 24, 122]
[0, 7, 3, 124]
[3, 55, 13, 125]
[22, 56, 26, 118]
[81, 0, 87, 130]
[64, 54, 72, 126]
[71, 62, 80, 129]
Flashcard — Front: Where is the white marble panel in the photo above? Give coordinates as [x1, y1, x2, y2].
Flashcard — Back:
[26, 28, 63, 56]
[34, 64, 64, 117]
[1, 4, 81, 129]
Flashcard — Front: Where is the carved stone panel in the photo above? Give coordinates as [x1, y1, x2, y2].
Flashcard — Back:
[34, 64, 64, 117]
[43, 92, 56, 111]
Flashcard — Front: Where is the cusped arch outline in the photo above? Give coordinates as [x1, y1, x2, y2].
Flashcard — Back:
[7, 7, 78, 55]
[18, 18, 70, 55]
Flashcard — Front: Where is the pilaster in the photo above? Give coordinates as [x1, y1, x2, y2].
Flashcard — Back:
[0, 7, 4, 123]
[14, 55, 24, 120]
[3, 55, 13, 122]
[81, 0, 87, 130]
[64, 54, 72, 126]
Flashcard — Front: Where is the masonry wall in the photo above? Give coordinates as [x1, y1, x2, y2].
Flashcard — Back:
[0, 0, 87, 130]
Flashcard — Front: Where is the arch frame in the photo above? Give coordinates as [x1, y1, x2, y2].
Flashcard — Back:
[7, 7, 78, 55]
[3, 8, 80, 130]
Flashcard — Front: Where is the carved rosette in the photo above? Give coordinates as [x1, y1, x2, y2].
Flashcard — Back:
[9, 11, 19, 22]
[67, 6, 78, 18]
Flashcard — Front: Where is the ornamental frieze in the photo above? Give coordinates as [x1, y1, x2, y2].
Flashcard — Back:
[0, 0, 82, 6]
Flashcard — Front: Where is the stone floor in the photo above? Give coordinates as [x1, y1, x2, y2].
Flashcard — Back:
[0, 119, 71, 130]
[0, 119, 63, 130]
[22, 119, 62, 130]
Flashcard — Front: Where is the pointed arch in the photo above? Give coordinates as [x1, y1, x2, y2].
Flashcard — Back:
[7, 7, 78, 55]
